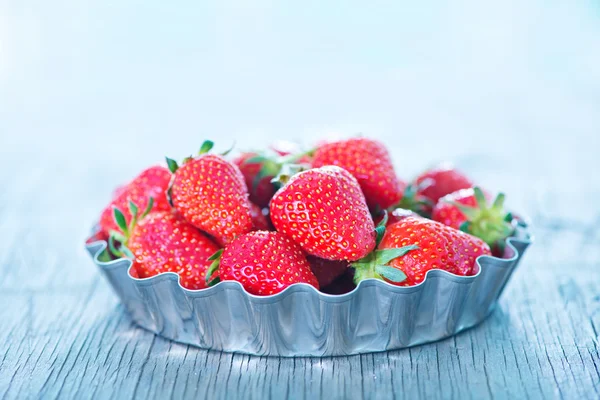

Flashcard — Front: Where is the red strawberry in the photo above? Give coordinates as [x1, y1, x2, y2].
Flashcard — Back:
[111, 208, 221, 290]
[431, 188, 482, 229]
[234, 151, 313, 207]
[99, 166, 171, 236]
[432, 187, 514, 255]
[320, 269, 357, 295]
[208, 231, 319, 295]
[306, 256, 349, 288]
[270, 166, 376, 261]
[352, 216, 491, 286]
[312, 138, 406, 210]
[234, 152, 278, 207]
[414, 164, 473, 204]
[168, 141, 253, 246]
[249, 203, 272, 231]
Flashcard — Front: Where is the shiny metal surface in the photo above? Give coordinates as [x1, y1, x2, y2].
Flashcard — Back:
[86, 227, 531, 357]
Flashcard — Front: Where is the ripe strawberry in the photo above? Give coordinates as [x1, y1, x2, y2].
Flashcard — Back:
[207, 231, 319, 295]
[312, 138, 406, 210]
[432, 187, 514, 255]
[99, 165, 171, 236]
[249, 203, 272, 231]
[320, 269, 357, 295]
[270, 166, 376, 261]
[414, 164, 473, 204]
[306, 256, 349, 288]
[110, 207, 221, 290]
[168, 141, 253, 246]
[234, 150, 313, 207]
[352, 216, 491, 286]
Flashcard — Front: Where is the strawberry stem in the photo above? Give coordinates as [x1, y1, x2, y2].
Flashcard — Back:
[392, 183, 433, 218]
[448, 186, 515, 249]
[351, 245, 418, 284]
[108, 197, 154, 259]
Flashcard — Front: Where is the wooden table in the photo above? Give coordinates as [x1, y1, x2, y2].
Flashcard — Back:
[1, 1, 599, 398]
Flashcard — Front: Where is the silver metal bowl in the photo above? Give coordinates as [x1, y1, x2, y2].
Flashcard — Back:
[86, 226, 531, 357]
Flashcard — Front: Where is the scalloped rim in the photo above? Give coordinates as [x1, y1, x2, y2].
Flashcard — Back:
[85, 226, 533, 303]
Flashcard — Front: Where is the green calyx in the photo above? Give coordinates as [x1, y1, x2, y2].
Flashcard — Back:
[351, 213, 418, 285]
[165, 139, 220, 174]
[108, 197, 154, 259]
[351, 245, 418, 285]
[243, 148, 314, 190]
[392, 183, 433, 218]
[451, 187, 514, 249]
[205, 249, 224, 287]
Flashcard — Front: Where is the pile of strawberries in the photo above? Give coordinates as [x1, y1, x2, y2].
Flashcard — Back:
[89, 137, 518, 296]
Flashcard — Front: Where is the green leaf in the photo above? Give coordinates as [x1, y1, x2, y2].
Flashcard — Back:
[220, 141, 235, 156]
[492, 192, 506, 210]
[108, 234, 123, 258]
[205, 256, 222, 286]
[403, 183, 417, 199]
[504, 212, 513, 223]
[142, 197, 155, 218]
[199, 140, 214, 155]
[473, 186, 487, 209]
[109, 230, 126, 243]
[459, 221, 472, 233]
[375, 211, 388, 246]
[375, 265, 407, 283]
[112, 207, 128, 234]
[128, 200, 139, 220]
[165, 157, 179, 173]
[121, 245, 134, 259]
[375, 245, 419, 265]
[243, 155, 268, 165]
[207, 249, 224, 261]
[207, 276, 221, 287]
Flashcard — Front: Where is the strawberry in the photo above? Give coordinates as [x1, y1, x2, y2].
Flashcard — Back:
[414, 164, 473, 204]
[306, 256, 349, 288]
[312, 138, 406, 210]
[320, 269, 357, 295]
[270, 166, 376, 261]
[110, 206, 221, 290]
[352, 216, 491, 286]
[432, 187, 514, 255]
[234, 150, 313, 207]
[207, 231, 319, 295]
[99, 165, 171, 236]
[168, 141, 253, 246]
[249, 203, 272, 231]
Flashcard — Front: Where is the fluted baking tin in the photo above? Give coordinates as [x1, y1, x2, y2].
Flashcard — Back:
[86, 226, 531, 357]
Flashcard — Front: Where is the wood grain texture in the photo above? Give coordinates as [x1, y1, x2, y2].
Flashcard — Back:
[1, 0, 600, 398]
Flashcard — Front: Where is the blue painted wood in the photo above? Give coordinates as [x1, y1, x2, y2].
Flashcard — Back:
[1, 0, 600, 398]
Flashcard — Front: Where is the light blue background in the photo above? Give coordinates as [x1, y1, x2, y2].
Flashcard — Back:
[1, 0, 599, 218]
